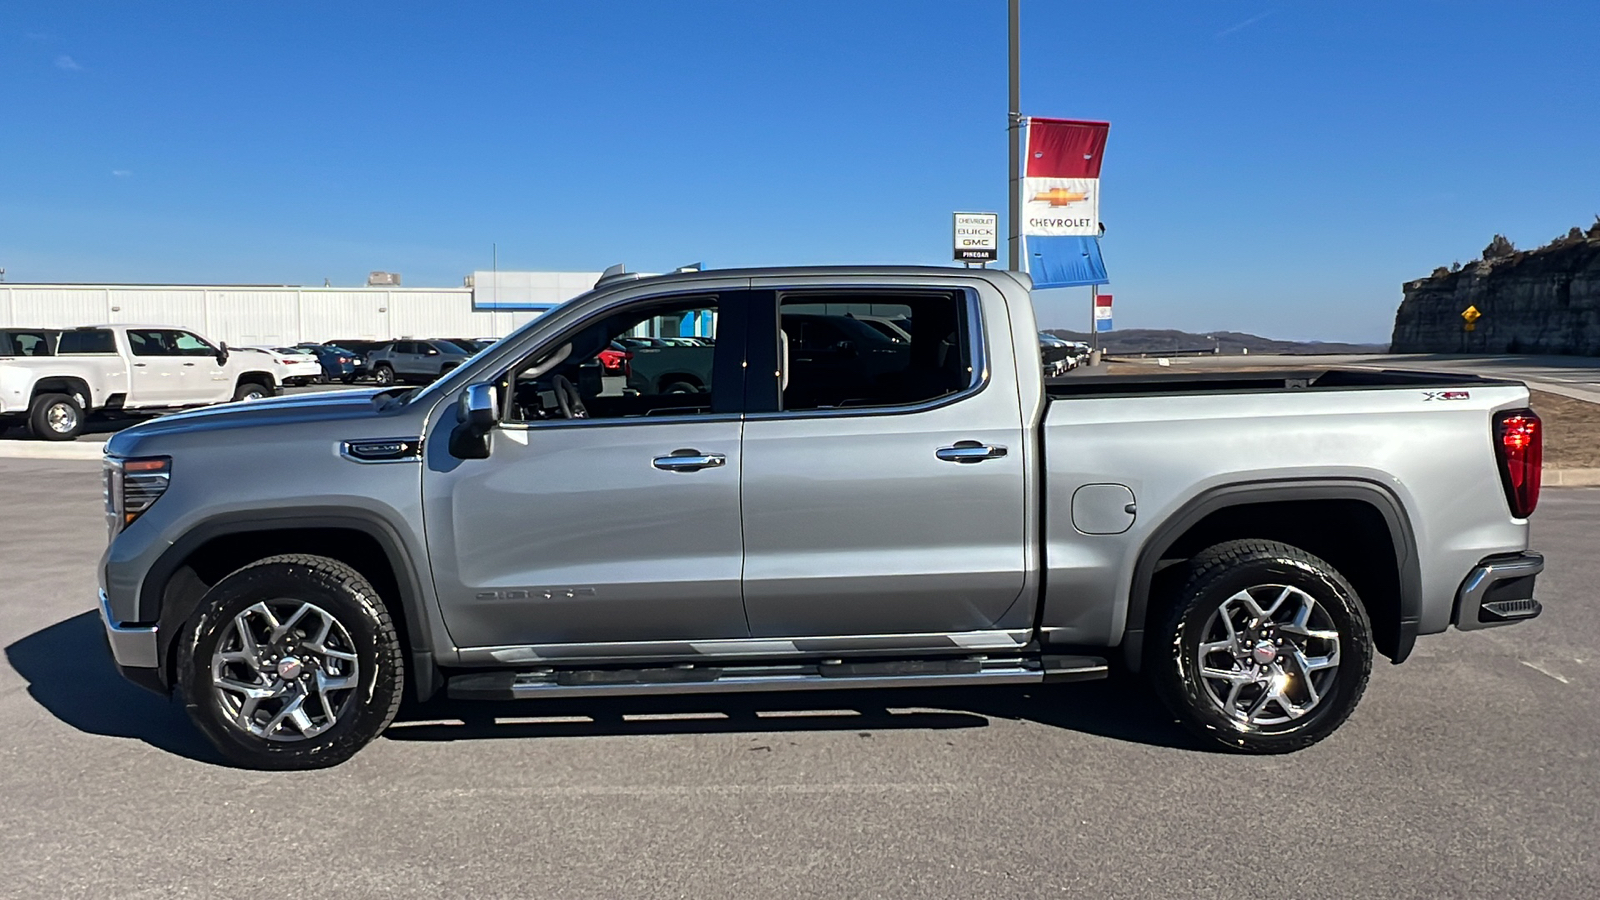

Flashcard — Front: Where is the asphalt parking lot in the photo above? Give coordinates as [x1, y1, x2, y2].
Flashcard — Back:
[1, 458, 1596, 899]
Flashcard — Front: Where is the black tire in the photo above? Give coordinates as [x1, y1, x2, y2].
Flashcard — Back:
[233, 381, 271, 402]
[177, 554, 404, 770]
[340, 374, 357, 384]
[661, 380, 700, 395]
[28, 392, 84, 441]
[1148, 539, 1373, 754]
[373, 364, 396, 386]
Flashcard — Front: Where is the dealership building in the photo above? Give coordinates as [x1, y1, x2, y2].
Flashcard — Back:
[0, 270, 602, 348]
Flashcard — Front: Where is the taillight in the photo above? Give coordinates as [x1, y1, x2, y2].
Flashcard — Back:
[1493, 409, 1541, 518]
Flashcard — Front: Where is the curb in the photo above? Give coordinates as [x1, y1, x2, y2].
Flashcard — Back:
[1544, 468, 1600, 487]
[0, 441, 108, 461]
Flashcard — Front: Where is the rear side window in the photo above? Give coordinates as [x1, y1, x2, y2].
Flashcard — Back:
[776, 291, 975, 412]
[1, 331, 53, 356]
[58, 329, 118, 355]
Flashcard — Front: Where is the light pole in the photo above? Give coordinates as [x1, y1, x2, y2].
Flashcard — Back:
[1008, 0, 1021, 271]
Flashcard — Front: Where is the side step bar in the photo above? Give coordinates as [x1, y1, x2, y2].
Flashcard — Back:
[448, 654, 1108, 701]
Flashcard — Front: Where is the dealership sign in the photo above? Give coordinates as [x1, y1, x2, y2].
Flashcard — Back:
[953, 212, 999, 262]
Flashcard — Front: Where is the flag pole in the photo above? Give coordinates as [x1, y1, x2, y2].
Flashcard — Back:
[1090, 284, 1098, 352]
[1008, 0, 1021, 271]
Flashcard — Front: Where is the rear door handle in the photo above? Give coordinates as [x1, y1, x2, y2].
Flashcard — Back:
[652, 450, 726, 472]
[936, 442, 1008, 463]
[183, 362, 196, 367]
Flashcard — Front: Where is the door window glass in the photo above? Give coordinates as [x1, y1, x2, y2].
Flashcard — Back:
[777, 291, 974, 411]
[171, 331, 216, 356]
[57, 329, 117, 355]
[506, 296, 721, 422]
[127, 329, 171, 357]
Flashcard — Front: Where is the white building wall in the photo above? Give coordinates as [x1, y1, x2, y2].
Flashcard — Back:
[0, 273, 598, 348]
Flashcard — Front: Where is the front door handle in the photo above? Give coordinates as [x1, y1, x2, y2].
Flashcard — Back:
[652, 450, 727, 472]
[936, 441, 1008, 463]
[183, 362, 196, 367]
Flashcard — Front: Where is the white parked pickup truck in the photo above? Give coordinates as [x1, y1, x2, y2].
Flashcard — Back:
[0, 324, 280, 440]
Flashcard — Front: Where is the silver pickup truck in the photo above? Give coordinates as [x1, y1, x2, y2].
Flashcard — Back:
[97, 266, 1546, 769]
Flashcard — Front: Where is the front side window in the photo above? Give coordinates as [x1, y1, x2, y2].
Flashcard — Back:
[504, 295, 723, 422]
[777, 291, 974, 412]
[171, 331, 215, 356]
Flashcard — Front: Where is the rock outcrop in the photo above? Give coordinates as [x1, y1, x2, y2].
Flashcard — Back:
[1390, 223, 1600, 355]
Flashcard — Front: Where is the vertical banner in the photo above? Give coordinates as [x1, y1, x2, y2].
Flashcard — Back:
[1022, 117, 1110, 288]
[1094, 293, 1113, 333]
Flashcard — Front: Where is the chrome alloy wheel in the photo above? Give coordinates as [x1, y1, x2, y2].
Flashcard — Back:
[1195, 584, 1341, 726]
[46, 401, 79, 434]
[211, 600, 360, 741]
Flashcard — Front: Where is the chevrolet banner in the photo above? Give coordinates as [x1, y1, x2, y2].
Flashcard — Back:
[1022, 117, 1110, 288]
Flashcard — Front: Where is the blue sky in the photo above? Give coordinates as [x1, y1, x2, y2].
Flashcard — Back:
[2, 1, 1595, 341]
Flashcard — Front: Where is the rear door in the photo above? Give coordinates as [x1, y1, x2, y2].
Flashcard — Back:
[738, 278, 1031, 641]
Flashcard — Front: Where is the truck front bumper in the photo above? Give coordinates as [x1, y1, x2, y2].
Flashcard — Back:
[1453, 552, 1544, 631]
[99, 590, 166, 693]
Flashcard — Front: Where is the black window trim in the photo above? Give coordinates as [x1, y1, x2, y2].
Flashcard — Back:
[742, 286, 990, 421]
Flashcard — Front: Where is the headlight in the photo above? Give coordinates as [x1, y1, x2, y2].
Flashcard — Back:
[105, 456, 171, 538]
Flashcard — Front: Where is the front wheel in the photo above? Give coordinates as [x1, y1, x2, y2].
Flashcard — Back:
[233, 382, 271, 402]
[177, 554, 404, 770]
[1149, 539, 1372, 754]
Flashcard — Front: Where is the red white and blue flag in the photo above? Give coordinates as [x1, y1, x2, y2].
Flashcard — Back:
[1022, 117, 1110, 288]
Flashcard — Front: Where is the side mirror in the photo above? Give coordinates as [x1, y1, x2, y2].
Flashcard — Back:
[216, 342, 230, 365]
[834, 339, 857, 358]
[450, 383, 499, 459]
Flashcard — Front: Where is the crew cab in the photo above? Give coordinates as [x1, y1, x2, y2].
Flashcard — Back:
[95, 267, 1546, 769]
[0, 325, 279, 440]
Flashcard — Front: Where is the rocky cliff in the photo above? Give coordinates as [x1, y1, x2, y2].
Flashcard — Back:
[1390, 222, 1600, 355]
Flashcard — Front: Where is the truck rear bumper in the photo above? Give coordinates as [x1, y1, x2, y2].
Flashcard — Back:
[99, 589, 166, 693]
[1453, 552, 1544, 631]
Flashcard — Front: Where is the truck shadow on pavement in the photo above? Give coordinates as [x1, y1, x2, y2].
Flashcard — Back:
[7, 612, 1207, 764]
[4, 611, 226, 764]
[385, 681, 1208, 752]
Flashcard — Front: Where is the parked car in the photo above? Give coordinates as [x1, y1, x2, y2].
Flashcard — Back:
[0, 324, 277, 440]
[364, 339, 472, 385]
[245, 347, 323, 386]
[294, 344, 362, 384]
[1039, 333, 1075, 377]
[438, 338, 489, 354]
[98, 266, 1546, 769]
[317, 340, 386, 380]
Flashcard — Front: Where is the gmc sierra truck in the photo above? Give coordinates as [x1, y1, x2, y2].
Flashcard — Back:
[96, 266, 1546, 770]
[0, 324, 279, 440]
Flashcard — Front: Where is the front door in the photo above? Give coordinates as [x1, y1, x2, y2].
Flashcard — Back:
[422, 288, 750, 650]
[738, 283, 1030, 639]
[124, 329, 192, 404]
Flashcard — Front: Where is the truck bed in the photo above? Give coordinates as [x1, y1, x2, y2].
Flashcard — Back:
[1045, 367, 1519, 400]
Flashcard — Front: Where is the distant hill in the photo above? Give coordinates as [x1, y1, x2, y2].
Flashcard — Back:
[1044, 328, 1389, 356]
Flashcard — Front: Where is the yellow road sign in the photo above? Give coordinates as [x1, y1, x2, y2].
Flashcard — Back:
[1461, 305, 1482, 324]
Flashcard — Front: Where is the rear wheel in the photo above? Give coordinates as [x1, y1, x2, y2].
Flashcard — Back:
[373, 364, 396, 386]
[177, 554, 404, 770]
[1149, 539, 1372, 753]
[28, 393, 84, 441]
